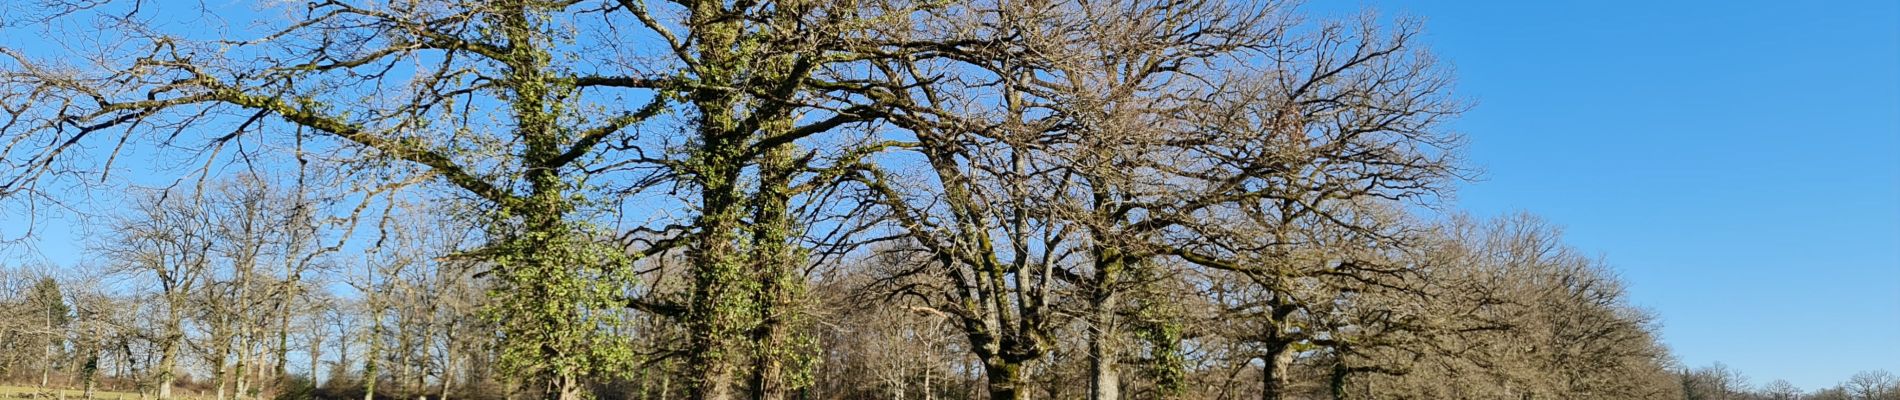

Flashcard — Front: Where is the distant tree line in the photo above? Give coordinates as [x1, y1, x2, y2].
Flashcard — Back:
[2, 207, 1895, 400]
[0, 1, 1891, 400]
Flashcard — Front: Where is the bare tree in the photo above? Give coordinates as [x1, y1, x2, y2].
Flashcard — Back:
[1847, 370, 1899, 400]
[1344, 214, 1679, 400]
[1141, 16, 1461, 400]
[1760, 379, 1802, 400]
[97, 189, 218, 399]
[1683, 363, 1750, 400]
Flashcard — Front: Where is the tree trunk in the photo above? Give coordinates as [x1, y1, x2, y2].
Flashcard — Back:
[749, 143, 802, 400]
[1087, 252, 1124, 400]
[215, 358, 229, 400]
[1089, 329, 1120, 400]
[82, 344, 99, 399]
[751, 330, 787, 400]
[364, 321, 381, 400]
[118, 340, 134, 393]
[439, 332, 455, 400]
[550, 375, 582, 400]
[1260, 343, 1293, 400]
[984, 361, 1027, 400]
[685, 169, 744, 400]
[307, 332, 322, 389]
[210, 300, 235, 400]
[1328, 361, 1349, 400]
[683, 1, 750, 394]
[42, 302, 54, 390]
[157, 336, 178, 400]
[235, 339, 250, 400]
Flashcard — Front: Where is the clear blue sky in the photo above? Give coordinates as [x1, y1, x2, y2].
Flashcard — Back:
[1314, 0, 1900, 390]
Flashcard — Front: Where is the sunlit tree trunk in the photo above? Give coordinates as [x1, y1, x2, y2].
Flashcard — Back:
[1261, 338, 1294, 400]
[983, 361, 1028, 400]
[682, 1, 752, 395]
[157, 336, 178, 400]
[1088, 249, 1128, 400]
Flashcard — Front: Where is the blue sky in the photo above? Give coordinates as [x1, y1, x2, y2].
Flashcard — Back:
[1313, 0, 1900, 390]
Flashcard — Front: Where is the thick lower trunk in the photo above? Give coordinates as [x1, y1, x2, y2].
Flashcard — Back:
[687, 220, 742, 400]
[210, 320, 233, 400]
[687, 227, 741, 400]
[750, 144, 800, 400]
[546, 375, 582, 400]
[157, 369, 174, 398]
[685, 113, 744, 400]
[1088, 302, 1120, 400]
[157, 344, 175, 400]
[691, 363, 733, 400]
[1086, 249, 1131, 400]
[751, 343, 786, 400]
[216, 361, 229, 400]
[1089, 339, 1120, 400]
[82, 347, 99, 398]
[984, 361, 1027, 400]
[1261, 344, 1293, 400]
[683, 3, 749, 398]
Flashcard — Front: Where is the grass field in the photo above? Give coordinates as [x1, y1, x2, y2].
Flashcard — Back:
[0, 385, 206, 399]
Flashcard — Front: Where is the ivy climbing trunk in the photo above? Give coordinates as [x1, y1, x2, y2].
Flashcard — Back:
[1132, 274, 1187, 400]
[494, 2, 596, 398]
[81, 345, 98, 398]
[750, 142, 804, 400]
[683, 0, 756, 397]
[684, 125, 749, 400]
[743, 15, 820, 393]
